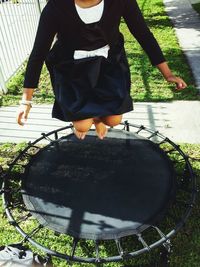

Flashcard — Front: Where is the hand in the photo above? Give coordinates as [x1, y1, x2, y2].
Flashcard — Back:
[16, 104, 32, 126]
[166, 75, 187, 90]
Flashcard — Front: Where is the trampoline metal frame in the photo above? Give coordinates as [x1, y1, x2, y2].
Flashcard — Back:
[1, 121, 197, 264]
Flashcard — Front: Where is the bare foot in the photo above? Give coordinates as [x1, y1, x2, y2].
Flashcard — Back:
[74, 129, 87, 140]
[93, 117, 108, 140]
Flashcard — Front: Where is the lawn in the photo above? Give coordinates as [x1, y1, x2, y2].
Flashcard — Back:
[192, 3, 200, 15]
[0, 0, 199, 107]
[0, 142, 200, 267]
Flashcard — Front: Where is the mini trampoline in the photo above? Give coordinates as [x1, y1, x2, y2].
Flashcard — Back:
[1, 121, 197, 264]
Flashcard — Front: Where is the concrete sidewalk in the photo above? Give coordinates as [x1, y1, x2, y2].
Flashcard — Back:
[0, 101, 199, 144]
[163, 0, 200, 91]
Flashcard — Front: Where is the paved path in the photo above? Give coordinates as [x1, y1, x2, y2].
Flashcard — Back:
[0, 101, 199, 144]
[163, 0, 200, 91]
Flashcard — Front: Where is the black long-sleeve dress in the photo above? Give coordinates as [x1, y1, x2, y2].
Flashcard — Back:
[23, 0, 166, 122]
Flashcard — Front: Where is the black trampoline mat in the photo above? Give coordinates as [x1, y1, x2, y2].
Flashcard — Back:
[22, 128, 176, 240]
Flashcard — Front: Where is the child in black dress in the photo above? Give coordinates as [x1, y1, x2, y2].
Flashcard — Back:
[17, 0, 187, 140]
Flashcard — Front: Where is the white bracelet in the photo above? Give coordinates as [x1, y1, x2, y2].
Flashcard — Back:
[19, 100, 33, 106]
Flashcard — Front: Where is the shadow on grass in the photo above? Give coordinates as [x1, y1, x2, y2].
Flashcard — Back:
[125, 47, 198, 102]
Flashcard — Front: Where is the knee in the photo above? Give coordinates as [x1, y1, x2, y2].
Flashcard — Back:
[101, 115, 122, 127]
[73, 118, 93, 132]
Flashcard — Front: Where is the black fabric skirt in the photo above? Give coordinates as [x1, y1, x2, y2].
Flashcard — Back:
[45, 38, 134, 122]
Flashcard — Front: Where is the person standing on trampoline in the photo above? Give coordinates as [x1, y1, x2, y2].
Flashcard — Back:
[17, 0, 187, 140]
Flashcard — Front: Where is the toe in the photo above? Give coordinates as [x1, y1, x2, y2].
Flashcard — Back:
[103, 128, 108, 138]
[80, 132, 86, 140]
[74, 129, 81, 139]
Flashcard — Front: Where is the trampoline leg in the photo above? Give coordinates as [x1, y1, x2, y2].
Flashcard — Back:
[157, 244, 172, 267]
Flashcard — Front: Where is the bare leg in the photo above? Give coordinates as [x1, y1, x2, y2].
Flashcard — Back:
[100, 114, 123, 127]
[93, 114, 123, 139]
[93, 117, 108, 140]
[72, 118, 93, 140]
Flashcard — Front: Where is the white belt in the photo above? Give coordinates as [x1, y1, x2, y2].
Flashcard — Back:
[73, 44, 110, 60]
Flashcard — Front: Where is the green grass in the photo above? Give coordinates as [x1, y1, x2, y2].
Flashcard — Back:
[121, 0, 199, 101]
[192, 3, 200, 15]
[0, 142, 200, 267]
[0, 0, 199, 107]
[0, 61, 55, 107]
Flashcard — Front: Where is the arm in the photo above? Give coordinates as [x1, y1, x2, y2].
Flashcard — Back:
[23, 1, 58, 89]
[122, 0, 166, 66]
[157, 62, 187, 90]
[122, 0, 187, 89]
[17, 1, 58, 125]
[17, 88, 34, 126]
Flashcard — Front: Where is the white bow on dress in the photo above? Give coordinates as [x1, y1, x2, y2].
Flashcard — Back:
[73, 44, 110, 60]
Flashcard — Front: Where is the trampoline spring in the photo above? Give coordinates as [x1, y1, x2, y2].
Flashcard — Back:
[147, 131, 159, 139]
[164, 137, 170, 143]
[163, 239, 172, 252]
[154, 227, 167, 240]
[95, 240, 101, 263]
[16, 213, 32, 224]
[9, 203, 26, 211]
[115, 239, 124, 257]
[10, 202, 22, 209]
[158, 139, 167, 146]
[136, 126, 145, 134]
[23, 152, 32, 158]
[165, 148, 176, 154]
[41, 133, 53, 142]
[54, 132, 58, 140]
[29, 144, 40, 149]
[137, 234, 150, 251]
[27, 225, 43, 238]
[124, 120, 130, 132]
[23, 227, 46, 244]
[8, 162, 27, 168]
[177, 158, 187, 163]
[23, 234, 31, 243]
[70, 238, 79, 259]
